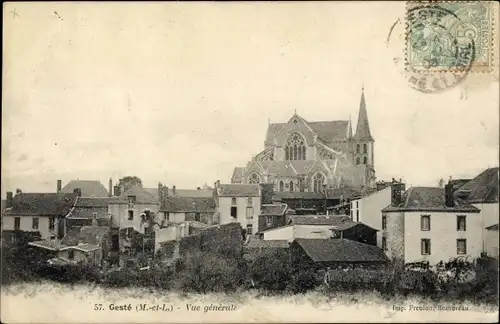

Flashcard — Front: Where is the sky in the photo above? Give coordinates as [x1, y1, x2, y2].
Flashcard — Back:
[2, 2, 499, 197]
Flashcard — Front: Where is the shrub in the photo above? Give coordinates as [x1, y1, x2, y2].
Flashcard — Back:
[248, 249, 291, 292]
[289, 266, 319, 293]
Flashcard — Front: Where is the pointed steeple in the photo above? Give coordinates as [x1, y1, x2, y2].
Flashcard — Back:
[347, 114, 353, 139]
[354, 87, 374, 141]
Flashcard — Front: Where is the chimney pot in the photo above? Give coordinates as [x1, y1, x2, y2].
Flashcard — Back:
[114, 185, 121, 197]
[172, 185, 176, 196]
[197, 187, 201, 190]
[57, 180, 62, 193]
[6, 191, 13, 208]
[109, 178, 113, 197]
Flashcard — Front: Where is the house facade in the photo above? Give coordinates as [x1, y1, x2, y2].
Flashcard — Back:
[382, 184, 482, 265]
[214, 183, 261, 235]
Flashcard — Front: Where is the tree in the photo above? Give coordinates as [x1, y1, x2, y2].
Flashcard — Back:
[118, 176, 143, 192]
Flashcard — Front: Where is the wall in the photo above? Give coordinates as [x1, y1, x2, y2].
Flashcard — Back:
[357, 187, 391, 247]
[109, 203, 159, 233]
[383, 211, 404, 263]
[218, 196, 261, 234]
[262, 225, 294, 241]
[403, 211, 483, 265]
[472, 202, 499, 252]
[294, 225, 335, 239]
[58, 248, 102, 266]
[485, 229, 499, 258]
[1, 215, 59, 240]
[258, 214, 286, 232]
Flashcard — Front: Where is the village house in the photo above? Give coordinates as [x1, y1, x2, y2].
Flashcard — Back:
[160, 196, 216, 225]
[58, 179, 110, 197]
[65, 197, 114, 230]
[257, 214, 378, 245]
[2, 190, 78, 244]
[381, 181, 482, 266]
[484, 224, 499, 258]
[214, 182, 261, 235]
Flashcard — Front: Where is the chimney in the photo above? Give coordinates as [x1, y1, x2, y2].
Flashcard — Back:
[113, 185, 121, 197]
[109, 178, 113, 197]
[6, 191, 13, 208]
[158, 182, 163, 204]
[197, 186, 201, 190]
[57, 180, 62, 193]
[163, 186, 169, 197]
[73, 188, 82, 197]
[391, 182, 403, 207]
[92, 212, 98, 226]
[444, 181, 454, 208]
[172, 185, 176, 196]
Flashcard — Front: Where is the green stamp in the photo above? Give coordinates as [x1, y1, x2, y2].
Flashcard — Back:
[406, 1, 494, 73]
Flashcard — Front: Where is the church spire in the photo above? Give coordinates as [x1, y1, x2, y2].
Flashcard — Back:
[347, 114, 353, 138]
[354, 87, 374, 141]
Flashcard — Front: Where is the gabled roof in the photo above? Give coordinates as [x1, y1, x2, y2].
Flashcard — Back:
[218, 184, 260, 197]
[289, 215, 351, 226]
[265, 120, 349, 145]
[382, 187, 480, 213]
[59, 180, 109, 197]
[455, 167, 499, 204]
[260, 203, 288, 216]
[486, 224, 499, 231]
[3, 193, 77, 216]
[294, 238, 388, 263]
[114, 186, 158, 204]
[161, 196, 215, 212]
[354, 90, 374, 141]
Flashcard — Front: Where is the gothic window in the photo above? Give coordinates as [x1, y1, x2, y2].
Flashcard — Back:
[279, 180, 284, 192]
[363, 156, 368, 164]
[313, 173, 326, 193]
[363, 144, 367, 153]
[289, 181, 294, 192]
[248, 173, 260, 184]
[285, 133, 306, 160]
[356, 157, 360, 165]
[356, 144, 360, 153]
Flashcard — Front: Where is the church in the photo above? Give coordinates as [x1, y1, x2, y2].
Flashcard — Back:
[231, 89, 376, 193]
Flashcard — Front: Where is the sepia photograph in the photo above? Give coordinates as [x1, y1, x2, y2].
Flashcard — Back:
[2, 1, 499, 323]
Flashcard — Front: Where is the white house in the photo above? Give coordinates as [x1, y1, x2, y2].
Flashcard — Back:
[214, 183, 261, 235]
[381, 184, 482, 265]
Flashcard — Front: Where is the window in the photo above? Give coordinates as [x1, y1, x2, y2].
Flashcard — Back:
[382, 236, 387, 251]
[285, 132, 306, 160]
[248, 173, 260, 184]
[350, 209, 353, 220]
[230, 206, 237, 218]
[128, 195, 136, 204]
[165, 212, 170, 221]
[421, 239, 431, 255]
[49, 217, 55, 231]
[356, 144, 360, 153]
[363, 144, 367, 153]
[128, 210, 134, 220]
[246, 224, 253, 235]
[195, 213, 200, 222]
[231, 197, 237, 205]
[457, 215, 466, 231]
[313, 173, 326, 193]
[363, 156, 368, 164]
[68, 250, 75, 260]
[356, 210, 359, 222]
[266, 216, 272, 226]
[279, 180, 284, 192]
[247, 198, 253, 206]
[356, 201, 359, 208]
[420, 215, 431, 231]
[356, 157, 360, 165]
[50, 235, 56, 240]
[32, 218, 39, 230]
[246, 207, 253, 219]
[382, 214, 387, 230]
[14, 217, 20, 230]
[289, 181, 294, 192]
[457, 239, 467, 254]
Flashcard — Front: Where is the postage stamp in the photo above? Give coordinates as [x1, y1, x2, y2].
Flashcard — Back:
[405, 1, 495, 74]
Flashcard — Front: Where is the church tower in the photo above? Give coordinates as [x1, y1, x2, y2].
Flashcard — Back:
[353, 87, 375, 167]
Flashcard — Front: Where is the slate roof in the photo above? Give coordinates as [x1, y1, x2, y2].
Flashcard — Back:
[67, 198, 114, 219]
[144, 187, 213, 199]
[294, 238, 388, 263]
[455, 167, 499, 204]
[265, 120, 349, 145]
[3, 193, 77, 216]
[382, 187, 480, 213]
[59, 180, 109, 197]
[161, 196, 216, 212]
[61, 226, 109, 247]
[260, 203, 288, 216]
[245, 238, 290, 249]
[114, 186, 158, 204]
[289, 215, 352, 226]
[218, 184, 260, 197]
[486, 224, 499, 231]
[274, 191, 325, 199]
[354, 91, 374, 141]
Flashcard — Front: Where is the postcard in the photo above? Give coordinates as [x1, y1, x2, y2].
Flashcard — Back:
[2, 1, 499, 323]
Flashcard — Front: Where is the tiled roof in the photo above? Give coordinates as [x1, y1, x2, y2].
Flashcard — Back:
[289, 215, 351, 226]
[260, 203, 288, 216]
[265, 120, 349, 145]
[294, 238, 388, 263]
[161, 196, 216, 212]
[3, 193, 77, 216]
[245, 238, 290, 249]
[382, 187, 480, 213]
[455, 167, 499, 204]
[144, 187, 213, 199]
[59, 180, 109, 197]
[61, 226, 109, 247]
[114, 186, 158, 204]
[218, 184, 260, 197]
[486, 224, 499, 231]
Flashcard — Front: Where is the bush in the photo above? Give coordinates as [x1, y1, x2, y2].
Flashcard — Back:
[289, 266, 319, 293]
[248, 249, 291, 292]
